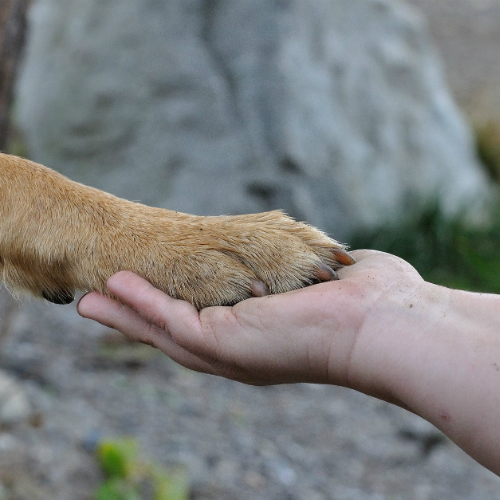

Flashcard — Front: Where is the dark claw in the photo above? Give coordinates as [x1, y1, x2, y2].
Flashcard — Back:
[331, 248, 356, 266]
[42, 289, 75, 305]
[250, 280, 270, 297]
[314, 263, 339, 282]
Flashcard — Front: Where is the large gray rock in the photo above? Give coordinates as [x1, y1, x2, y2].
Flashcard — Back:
[15, 0, 491, 239]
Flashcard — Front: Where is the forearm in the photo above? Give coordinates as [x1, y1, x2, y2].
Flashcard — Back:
[348, 282, 500, 474]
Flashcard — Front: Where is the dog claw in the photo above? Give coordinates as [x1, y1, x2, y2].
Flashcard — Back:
[250, 280, 270, 297]
[331, 248, 356, 266]
[315, 263, 339, 282]
[42, 289, 75, 305]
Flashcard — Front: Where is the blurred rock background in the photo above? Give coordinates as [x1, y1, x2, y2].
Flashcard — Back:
[12, 0, 492, 239]
[407, 0, 500, 123]
[2, 0, 500, 499]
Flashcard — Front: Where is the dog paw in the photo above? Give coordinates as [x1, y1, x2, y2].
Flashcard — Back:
[134, 210, 355, 309]
[0, 154, 355, 309]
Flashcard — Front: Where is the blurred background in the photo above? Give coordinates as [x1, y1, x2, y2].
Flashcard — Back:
[1, 0, 500, 499]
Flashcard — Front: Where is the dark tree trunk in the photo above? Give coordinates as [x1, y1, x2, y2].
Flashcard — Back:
[0, 0, 29, 151]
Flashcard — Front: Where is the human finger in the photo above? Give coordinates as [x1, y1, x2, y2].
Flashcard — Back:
[77, 288, 217, 374]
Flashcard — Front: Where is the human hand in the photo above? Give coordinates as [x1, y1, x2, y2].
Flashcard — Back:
[78, 250, 500, 475]
[77, 250, 426, 389]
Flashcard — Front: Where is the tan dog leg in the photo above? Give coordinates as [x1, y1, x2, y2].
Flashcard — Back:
[0, 153, 355, 309]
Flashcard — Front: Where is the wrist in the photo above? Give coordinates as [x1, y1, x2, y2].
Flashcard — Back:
[341, 279, 453, 406]
[344, 278, 500, 473]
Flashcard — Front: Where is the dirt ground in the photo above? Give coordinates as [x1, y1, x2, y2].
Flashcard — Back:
[2, 1, 500, 499]
[1, 291, 500, 500]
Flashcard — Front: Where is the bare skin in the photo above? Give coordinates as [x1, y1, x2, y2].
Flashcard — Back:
[78, 250, 500, 476]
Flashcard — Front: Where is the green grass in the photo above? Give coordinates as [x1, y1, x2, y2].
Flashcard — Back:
[95, 438, 189, 500]
[350, 118, 500, 293]
[350, 202, 500, 293]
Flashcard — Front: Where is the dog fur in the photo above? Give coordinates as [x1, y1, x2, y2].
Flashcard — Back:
[0, 153, 355, 309]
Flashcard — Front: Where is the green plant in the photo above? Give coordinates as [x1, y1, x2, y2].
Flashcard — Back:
[95, 438, 189, 500]
[364, 117, 500, 291]
[350, 202, 500, 293]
